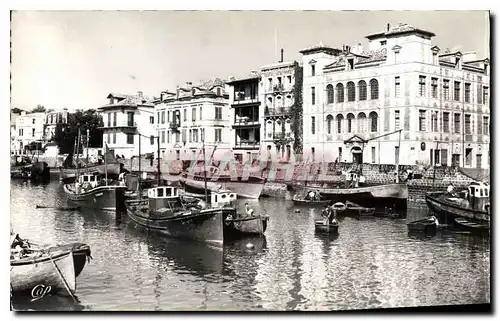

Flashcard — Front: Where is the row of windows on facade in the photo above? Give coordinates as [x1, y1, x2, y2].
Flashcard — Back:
[266, 75, 294, 90]
[18, 128, 37, 137]
[311, 111, 490, 136]
[309, 145, 483, 168]
[105, 128, 224, 146]
[417, 111, 489, 135]
[106, 111, 136, 127]
[312, 77, 489, 105]
[156, 107, 223, 124]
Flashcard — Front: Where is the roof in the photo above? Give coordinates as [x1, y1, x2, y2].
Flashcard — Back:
[299, 42, 342, 55]
[324, 47, 387, 69]
[226, 72, 261, 84]
[100, 92, 155, 109]
[366, 23, 435, 40]
[261, 61, 298, 71]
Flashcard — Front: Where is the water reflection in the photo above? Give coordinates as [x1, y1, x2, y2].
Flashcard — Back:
[10, 181, 490, 311]
[11, 294, 87, 311]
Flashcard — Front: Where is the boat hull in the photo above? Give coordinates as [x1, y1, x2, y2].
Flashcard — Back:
[125, 201, 224, 247]
[425, 192, 490, 225]
[11, 252, 76, 296]
[454, 218, 490, 235]
[292, 199, 330, 207]
[302, 183, 408, 211]
[224, 215, 269, 239]
[180, 175, 264, 199]
[314, 220, 339, 234]
[407, 219, 437, 235]
[64, 184, 127, 211]
[59, 163, 121, 182]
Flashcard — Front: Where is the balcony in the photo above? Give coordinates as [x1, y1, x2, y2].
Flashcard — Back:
[233, 115, 259, 127]
[169, 122, 181, 132]
[264, 107, 291, 117]
[100, 121, 136, 129]
[263, 132, 294, 142]
[232, 93, 260, 106]
[234, 139, 260, 149]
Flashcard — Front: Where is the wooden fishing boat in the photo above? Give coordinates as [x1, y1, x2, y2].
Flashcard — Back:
[425, 181, 490, 225]
[454, 217, 490, 235]
[59, 163, 121, 182]
[314, 220, 339, 234]
[64, 174, 127, 211]
[180, 166, 265, 199]
[10, 235, 91, 296]
[298, 169, 408, 210]
[407, 217, 438, 235]
[125, 186, 224, 247]
[342, 201, 376, 218]
[292, 197, 330, 207]
[11, 161, 50, 182]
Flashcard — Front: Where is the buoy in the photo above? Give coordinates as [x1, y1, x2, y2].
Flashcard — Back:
[295, 209, 300, 213]
[246, 243, 254, 249]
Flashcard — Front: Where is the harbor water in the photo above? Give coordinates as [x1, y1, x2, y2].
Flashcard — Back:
[10, 179, 490, 311]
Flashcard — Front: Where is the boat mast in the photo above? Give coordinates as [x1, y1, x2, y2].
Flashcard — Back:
[432, 141, 439, 187]
[202, 139, 208, 203]
[396, 129, 401, 184]
[76, 128, 81, 178]
[157, 133, 161, 186]
[86, 129, 90, 168]
[104, 142, 108, 186]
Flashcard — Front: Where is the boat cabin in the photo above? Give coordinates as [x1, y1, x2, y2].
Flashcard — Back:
[465, 182, 490, 212]
[78, 174, 99, 185]
[210, 191, 237, 209]
[147, 186, 184, 213]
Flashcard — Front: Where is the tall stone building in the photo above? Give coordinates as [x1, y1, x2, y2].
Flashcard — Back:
[300, 23, 490, 169]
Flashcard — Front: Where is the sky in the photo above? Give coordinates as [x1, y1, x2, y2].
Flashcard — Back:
[10, 10, 490, 112]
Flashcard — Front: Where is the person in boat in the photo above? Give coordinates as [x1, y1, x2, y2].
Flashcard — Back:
[315, 190, 321, 201]
[429, 215, 439, 226]
[245, 203, 254, 217]
[306, 190, 315, 201]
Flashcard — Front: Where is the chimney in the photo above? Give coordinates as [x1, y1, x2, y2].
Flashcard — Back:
[280, 48, 284, 63]
[387, 23, 390, 32]
[186, 82, 192, 87]
[137, 91, 143, 98]
[176, 86, 180, 99]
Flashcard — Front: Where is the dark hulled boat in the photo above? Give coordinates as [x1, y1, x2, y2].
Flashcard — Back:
[180, 166, 265, 199]
[11, 161, 50, 182]
[298, 171, 408, 211]
[425, 181, 490, 226]
[63, 174, 127, 211]
[59, 163, 121, 182]
[407, 217, 438, 235]
[342, 201, 376, 218]
[454, 217, 490, 235]
[208, 190, 269, 239]
[125, 186, 224, 247]
[292, 190, 330, 207]
[314, 220, 339, 234]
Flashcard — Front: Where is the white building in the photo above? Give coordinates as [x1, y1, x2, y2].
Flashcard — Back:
[44, 108, 69, 142]
[98, 91, 157, 159]
[13, 111, 46, 155]
[154, 79, 230, 161]
[300, 23, 490, 168]
[226, 72, 262, 163]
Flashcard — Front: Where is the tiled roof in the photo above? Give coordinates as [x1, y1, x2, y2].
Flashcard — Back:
[226, 71, 261, 84]
[366, 23, 435, 39]
[101, 92, 154, 108]
[201, 77, 225, 90]
[299, 42, 342, 55]
[324, 48, 387, 69]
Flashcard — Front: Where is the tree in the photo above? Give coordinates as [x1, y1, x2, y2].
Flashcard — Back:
[54, 109, 104, 154]
[11, 107, 24, 114]
[31, 104, 46, 113]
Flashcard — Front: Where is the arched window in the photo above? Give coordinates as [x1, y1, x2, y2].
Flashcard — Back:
[336, 114, 344, 134]
[359, 80, 367, 101]
[336, 83, 344, 103]
[347, 82, 355, 102]
[347, 113, 355, 133]
[369, 111, 378, 132]
[357, 112, 367, 133]
[326, 84, 334, 104]
[370, 79, 379, 100]
[326, 114, 334, 134]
